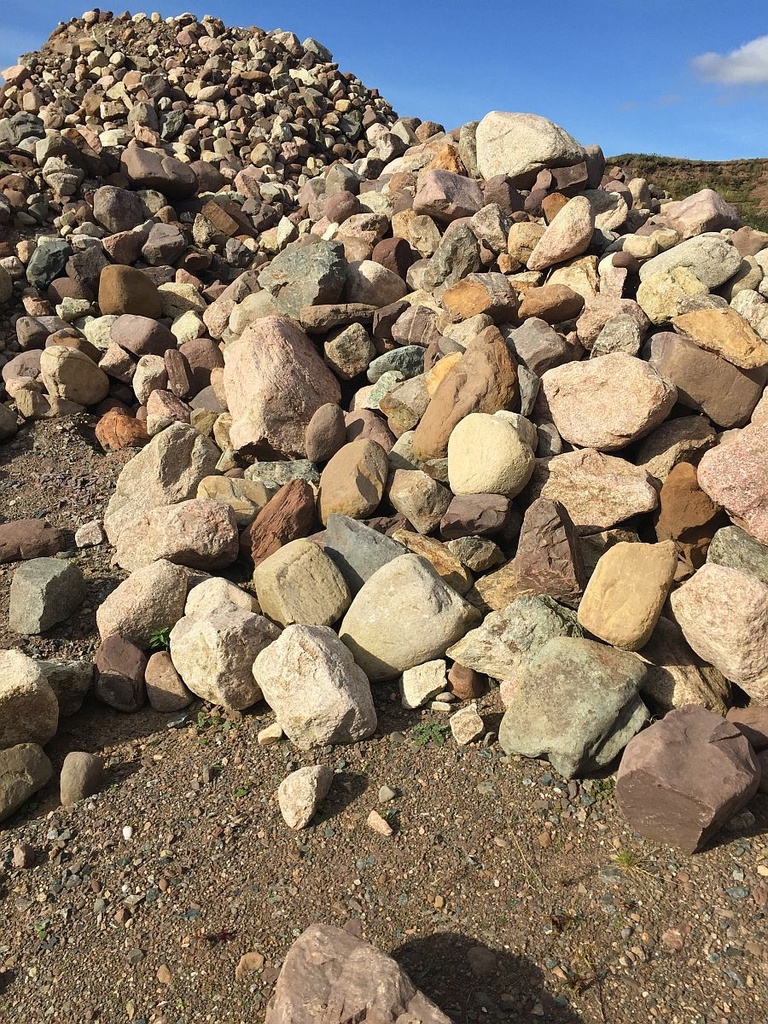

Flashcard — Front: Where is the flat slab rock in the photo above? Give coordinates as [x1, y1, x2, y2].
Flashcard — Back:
[265, 923, 451, 1024]
[616, 706, 761, 854]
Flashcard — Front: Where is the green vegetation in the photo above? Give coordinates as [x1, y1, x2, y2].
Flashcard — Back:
[410, 721, 451, 748]
[148, 625, 172, 652]
[609, 153, 768, 232]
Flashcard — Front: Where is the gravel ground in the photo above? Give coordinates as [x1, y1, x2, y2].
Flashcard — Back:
[1, 419, 768, 1024]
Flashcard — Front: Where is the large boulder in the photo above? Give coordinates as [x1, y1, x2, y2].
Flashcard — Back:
[669, 563, 768, 703]
[253, 624, 377, 748]
[498, 636, 649, 778]
[697, 423, 768, 545]
[103, 423, 219, 545]
[224, 316, 341, 457]
[339, 554, 481, 681]
[253, 539, 351, 627]
[96, 559, 189, 647]
[169, 610, 280, 710]
[265, 924, 451, 1024]
[0, 650, 59, 749]
[475, 111, 585, 183]
[114, 499, 239, 571]
[9, 558, 86, 635]
[541, 353, 676, 451]
[616, 707, 760, 854]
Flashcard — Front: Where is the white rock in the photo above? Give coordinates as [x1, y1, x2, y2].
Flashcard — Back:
[400, 659, 447, 709]
[169, 610, 280, 710]
[0, 650, 59, 749]
[339, 554, 481, 682]
[253, 624, 377, 749]
[277, 765, 334, 829]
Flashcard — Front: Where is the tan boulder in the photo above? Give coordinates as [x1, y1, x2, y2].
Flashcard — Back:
[577, 541, 677, 650]
[253, 539, 350, 628]
[318, 439, 388, 524]
[672, 307, 768, 369]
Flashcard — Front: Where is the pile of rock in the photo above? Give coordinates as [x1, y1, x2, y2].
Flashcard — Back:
[1, 15, 767, 853]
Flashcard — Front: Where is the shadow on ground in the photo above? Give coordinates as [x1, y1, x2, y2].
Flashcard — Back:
[392, 931, 587, 1023]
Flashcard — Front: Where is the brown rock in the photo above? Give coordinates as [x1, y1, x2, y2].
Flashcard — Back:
[518, 284, 584, 324]
[305, 403, 346, 464]
[120, 144, 198, 200]
[412, 327, 519, 461]
[318, 439, 389, 525]
[655, 461, 724, 569]
[412, 169, 483, 223]
[616, 706, 760, 854]
[513, 498, 586, 605]
[345, 409, 396, 451]
[672, 307, 768, 370]
[648, 332, 764, 429]
[95, 408, 149, 451]
[94, 635, 147, 712]
[0, 520, 65, 564]
[442, 273, 519, 322]
[242, 479, 317, 568]
[371, 237, 414, 279]
[440, 493, 514, 540]
[110, 314, 176, 357]
[59, 751, 104, 807]
[725, 708, 768, 752]
[115, 499, 240, 571]
[144, 651, 193, 712]
[265, 924, 450, 1024]
[98, 265, 162, 318]
[447, 662, 487, 700]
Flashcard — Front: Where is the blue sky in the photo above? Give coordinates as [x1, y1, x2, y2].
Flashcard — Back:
[1, 1, 767, 160]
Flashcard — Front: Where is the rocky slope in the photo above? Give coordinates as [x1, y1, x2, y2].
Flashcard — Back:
[0, 9, 768, 1021]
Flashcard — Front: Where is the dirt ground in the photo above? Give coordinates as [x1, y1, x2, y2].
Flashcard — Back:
[1, 418, 768, 1024]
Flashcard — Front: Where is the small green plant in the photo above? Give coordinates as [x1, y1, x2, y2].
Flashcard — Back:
[33, 920, 49, 942]
[148, 626, 172, 652]
[410, 721, 451, 748]
[612, 848, 640, 870]
[590, 777, 615, 803]
[233, 784, 251, 799]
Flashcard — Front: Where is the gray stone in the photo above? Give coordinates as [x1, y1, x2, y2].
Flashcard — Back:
[0, 744, 52, 823]
[447, 594, 583, 681]
[38, 659, 93, 717]
[636, 616, 731, 716]
[258, 240, 347, 318]
[707, 525, 768, 587]
[638, 234, 743, 290]
[9, 558, 86, 635]
[498, 636, 649, 778]
[323, 514, 407, 594]
[26, 239, 72, 290]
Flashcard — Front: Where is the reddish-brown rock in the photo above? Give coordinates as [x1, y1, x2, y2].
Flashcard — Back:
[513, 498, 586, 605]
[697, 423, 768, 545]
[241, 479, 317, 567]
[304, 403, 346, 464]
[94, 635, 147, 712]
[95, 408, 149, 451]
[98, 265, 162, 318]
[0, 520, 66, 564]
[616, 706, 760, 854]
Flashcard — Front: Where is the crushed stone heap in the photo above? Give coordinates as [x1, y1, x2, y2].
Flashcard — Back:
[0, 13, 767, 859]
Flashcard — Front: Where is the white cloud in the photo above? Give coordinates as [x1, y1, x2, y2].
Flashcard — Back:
[692, 35, 768, 85]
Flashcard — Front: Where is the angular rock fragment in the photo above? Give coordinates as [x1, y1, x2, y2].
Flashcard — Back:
[277, 766, 334, 829]
[616, 707, 760, 854]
